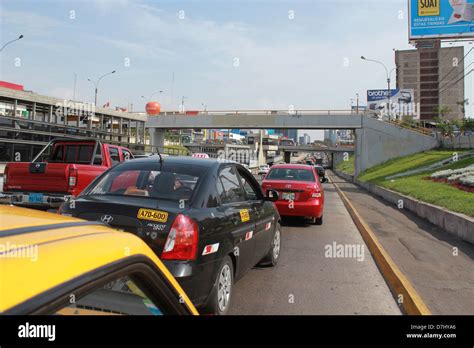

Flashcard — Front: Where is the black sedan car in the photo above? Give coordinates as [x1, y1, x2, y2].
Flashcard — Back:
[60, 156, 282, 315]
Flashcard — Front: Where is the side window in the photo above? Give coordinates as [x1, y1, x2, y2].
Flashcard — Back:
[109, 147, 120, 164]
[215, 178, 226, 204]
[122, 149, 132, 161]
[219, 166, 246, 204]
[238, 170, 260, 201]
[55, 275, 164, 316]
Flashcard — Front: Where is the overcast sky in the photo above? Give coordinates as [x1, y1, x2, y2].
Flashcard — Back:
[1, 0, 473, 140]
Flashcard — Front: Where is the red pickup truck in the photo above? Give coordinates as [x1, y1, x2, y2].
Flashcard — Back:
[1, 139, 134, 210]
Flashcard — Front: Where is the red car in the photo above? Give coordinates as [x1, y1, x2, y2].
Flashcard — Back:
[261, 164, 324, 225]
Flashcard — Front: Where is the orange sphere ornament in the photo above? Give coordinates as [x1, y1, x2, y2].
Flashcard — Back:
[146, 101, 161, 115]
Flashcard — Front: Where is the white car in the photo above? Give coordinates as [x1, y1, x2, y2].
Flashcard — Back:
[258, 165, 270, 176]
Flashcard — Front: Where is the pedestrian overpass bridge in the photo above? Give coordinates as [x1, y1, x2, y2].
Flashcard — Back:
[147, 110, 362, 129]
[279, 145, 354, 153]
[147, 110, 438, 177]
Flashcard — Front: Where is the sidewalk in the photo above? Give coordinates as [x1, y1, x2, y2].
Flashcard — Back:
[329, 171, 474, 315]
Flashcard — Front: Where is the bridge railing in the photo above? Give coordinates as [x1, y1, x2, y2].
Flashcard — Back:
[159, 109, 356, 116]
[385, 119, 433, 136]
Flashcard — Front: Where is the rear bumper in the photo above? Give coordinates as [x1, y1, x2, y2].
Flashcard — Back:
[275, 198, 323, 217]
[0, 192, 72, 208]
[163, 259, 220, 308]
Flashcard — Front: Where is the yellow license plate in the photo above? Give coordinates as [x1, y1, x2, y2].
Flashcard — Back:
[137, 209, 168, 222]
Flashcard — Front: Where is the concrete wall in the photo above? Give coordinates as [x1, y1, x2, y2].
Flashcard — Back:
[440, 135, 474, 149]
[355, 116, 439, 176]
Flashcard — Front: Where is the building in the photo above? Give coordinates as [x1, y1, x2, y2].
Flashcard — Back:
[395, 44, 465, 122]
[0, 85, 147, 163]
[324, 129, 337, 145]
[276, 129, 297, 142]
[298, 133, 310, 145]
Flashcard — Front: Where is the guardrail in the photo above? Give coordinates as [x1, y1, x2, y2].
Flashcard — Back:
[386, 119, 433, 136]
[159, 109, 356, 116]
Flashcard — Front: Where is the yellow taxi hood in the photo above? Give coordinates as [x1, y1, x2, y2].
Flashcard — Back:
[0, 206, 198, 315]
[0, 205, 80, 232]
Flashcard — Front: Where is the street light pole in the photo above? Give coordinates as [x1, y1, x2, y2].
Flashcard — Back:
[361, 56, 395, 120]
[88, 70, 116, 106]
[356, 93, 359, 115]
[0, 34, 23, 52]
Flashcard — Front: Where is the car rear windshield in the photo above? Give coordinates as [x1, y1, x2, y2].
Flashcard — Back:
[87, 162, 207, 202]
[266, 168, 315, 182]
[49, 143, 95, 164]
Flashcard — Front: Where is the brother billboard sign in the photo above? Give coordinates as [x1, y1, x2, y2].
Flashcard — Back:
[409, 0, 474, 40]
[367, 89, 417, 119]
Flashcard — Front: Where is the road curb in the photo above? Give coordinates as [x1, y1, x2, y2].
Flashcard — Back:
[328, 174, 431, 315]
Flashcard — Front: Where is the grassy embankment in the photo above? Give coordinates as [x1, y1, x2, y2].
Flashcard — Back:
[357, 150, 473, 217]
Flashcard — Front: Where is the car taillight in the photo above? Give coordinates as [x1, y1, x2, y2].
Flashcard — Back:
[3, 165, 8, 189]
[162, 214, 199, 261]
[68, 167, 78, 187]
[310, 184, 321, 198]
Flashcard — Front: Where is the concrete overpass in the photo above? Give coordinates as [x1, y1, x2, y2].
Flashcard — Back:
[147, 110, 362, 130]
[279, 145, 354, 153]
[147, 110, 439, 177]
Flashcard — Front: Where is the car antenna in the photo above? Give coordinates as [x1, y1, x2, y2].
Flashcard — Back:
[155, 146, 164, 164]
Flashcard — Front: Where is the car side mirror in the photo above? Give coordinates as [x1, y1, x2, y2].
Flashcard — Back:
[93, 155, 103, 165]
[321, 177, 328, 183]
[265, 189, 279, 202]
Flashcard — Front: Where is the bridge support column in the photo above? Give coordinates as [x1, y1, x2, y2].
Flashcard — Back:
[148, 128, 165, 152]
[354, 128, 363, 178]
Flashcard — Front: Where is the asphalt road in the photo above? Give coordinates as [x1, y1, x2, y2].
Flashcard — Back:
[330, 172, 474, 315]
[229, 182, 401, 315]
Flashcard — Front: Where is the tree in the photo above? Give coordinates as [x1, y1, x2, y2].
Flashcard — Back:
[433, 105, 452, 119]
[435, 117, 458, 149]
[456, 99, 469, 120]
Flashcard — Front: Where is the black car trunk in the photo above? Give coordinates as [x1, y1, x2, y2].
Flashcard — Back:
[73, 195, 186, 255]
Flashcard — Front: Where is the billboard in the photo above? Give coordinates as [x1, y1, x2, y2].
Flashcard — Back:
[409, 0, 474, 40]
[367, 89, 417, 118]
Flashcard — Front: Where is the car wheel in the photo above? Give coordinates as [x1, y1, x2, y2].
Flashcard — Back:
[202, 255, 234, 315]
[259, 223, 281, 267]
[312, 216, 323, 225]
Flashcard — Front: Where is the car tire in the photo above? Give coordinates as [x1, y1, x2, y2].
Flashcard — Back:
[259, 223, 281, 267]
[312, 216, 323, 225]
[202, 255, 234, 315]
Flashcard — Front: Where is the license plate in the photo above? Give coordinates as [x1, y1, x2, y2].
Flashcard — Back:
[282, 192, 295, 201]
[28, 193, 43, 203]
[137, 208, 168, 223]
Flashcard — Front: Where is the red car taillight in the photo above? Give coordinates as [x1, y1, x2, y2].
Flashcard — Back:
[3, 165, 8, 189]
[68, 166, 78, 188]
[161, 214, 199, 261]
[309, 184, 322, 198]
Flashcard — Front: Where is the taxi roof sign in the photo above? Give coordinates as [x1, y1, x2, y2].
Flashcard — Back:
[191, 153, 210, 159]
